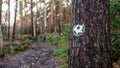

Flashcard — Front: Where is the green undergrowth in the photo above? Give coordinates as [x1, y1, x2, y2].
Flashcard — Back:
[110, 0, 120, 62]
[44, 23, 71, 68]
[45, 33, 69, 68]
[0, 35, 36, 57]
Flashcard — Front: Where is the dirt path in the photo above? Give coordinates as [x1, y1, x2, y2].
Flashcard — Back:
[2, 39, 59, 68]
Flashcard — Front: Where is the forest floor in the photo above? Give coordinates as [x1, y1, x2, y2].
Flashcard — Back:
[0, 39, 59, 68]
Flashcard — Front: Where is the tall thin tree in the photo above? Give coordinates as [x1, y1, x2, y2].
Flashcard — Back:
[66, 0, 68, 23]
[31, 0, 34, 37]
[8, 0, 10, 40]
[0, 0, 3, 52]
[58, 0, 63, 34]
[35, 0, 38, 38]
[44, 0, 47, 33]
[44, 0, 47, 34]
[69, 0, 112, 68]
[12, 0, 18, 40]
[50, 0, 54, 32]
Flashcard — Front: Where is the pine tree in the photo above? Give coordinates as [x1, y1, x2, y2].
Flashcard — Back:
[69, 0, 112, 68]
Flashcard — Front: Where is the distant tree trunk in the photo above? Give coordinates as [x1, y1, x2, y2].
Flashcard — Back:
[0, 0, 3, 52]
[69, 4, 72, 24]
[20, 0, 26, 35]
[19, 1, 23, 17]
[68, 0, 112, 68]
[50, 0, 54, 32]
[19, 0, 23, 35]
[54, 1, 59, 32]
[66, 0, 68, 23]
[35, 0, 38, 38]
[58, 0, 63, 34]
[8, 0, 10, 40]
[0, 0, 2, 25]
[12, 0, 18, 40]
[38, 0, 42, 35]
[31, 0, 34, 37]
[44, 0, 47, 34]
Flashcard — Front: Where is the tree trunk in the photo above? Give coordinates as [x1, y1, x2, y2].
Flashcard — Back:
[7, 0, 10, 40]
[44, 0, 47, 34]
[35, 0, 38, 38]
[31, 0, 34, 37]
[0, 0, 3, 52]
[39, 0, 42, 35]
[12, 0, 18, 40]
[68, 0, 112, 68]
[50, 0, 54, 32]
[66, 0, 68, 23]
[58, 0, 63, 34]
[0, 0, 2, 25]
[20, 0, 26, 35]
[55, 0, 59, 32]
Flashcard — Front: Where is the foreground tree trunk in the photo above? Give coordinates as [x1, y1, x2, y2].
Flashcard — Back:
[68, 0, 112, 68]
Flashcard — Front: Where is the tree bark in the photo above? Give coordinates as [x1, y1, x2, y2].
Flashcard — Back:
[66, 0, 68, 23]
[35, 0, 38, 38]
[8, 0, 10, 40]
[31, 0, 34, 37]
[12, 0, 18, 40]
[44, 0, 47, 34]
[68, 0, 112, 68]
[0, 0, 2, 25]
[58, 0, 63, 34]
[55, 0, 59, 32]
[0, 0, 3, 52]
[50, 0, 54, 32]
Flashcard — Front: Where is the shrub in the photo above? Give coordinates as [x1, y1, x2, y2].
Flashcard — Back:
[17, 35, 35, 41]
[110, 0, 120, 62]
[54, 47, 68, 57]
[111, 30, 120, 62]
[61, 23, 71, 39]
[45, 32, 60, 45]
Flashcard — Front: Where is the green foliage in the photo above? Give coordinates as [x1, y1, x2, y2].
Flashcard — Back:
[0, 52, 4, 57]
[0, 35, 35, 57]
[44, 23, 71, 68]
[110, 0, 120, 62]
[1, 24, 7, 39]
[54, 47, 68, 57]
[111, 30, 120, 62]
[112, 31, 120, 46]
[5, 40, 30, 54]
[17, 35, 35, 42]
[45, 32, 60, 45]
[8, 45, 16, 54]
[45, 23, 71, 57]
[110, 0, 120, 29]
[61, 23, 71, 39]
[14, 35, 35, 51]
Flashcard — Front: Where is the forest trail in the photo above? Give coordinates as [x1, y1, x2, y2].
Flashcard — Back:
[2, 39, 59, 68]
